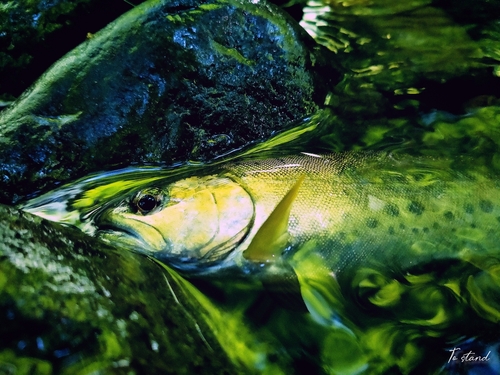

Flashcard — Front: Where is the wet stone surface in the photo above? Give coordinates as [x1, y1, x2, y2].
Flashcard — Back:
[0, 204, 239, 374]
[0, 0, 337, 205]
[0, 0, 148, 103]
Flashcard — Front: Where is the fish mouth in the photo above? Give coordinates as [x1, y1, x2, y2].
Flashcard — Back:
[96, 223, 164, 253]
[98, 224, 210, 270]
[95, 210, 173, 255]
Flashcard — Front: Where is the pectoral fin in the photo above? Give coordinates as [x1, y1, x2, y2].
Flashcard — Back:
[243, 175, 305, 263]
[289, 240, 347, 326]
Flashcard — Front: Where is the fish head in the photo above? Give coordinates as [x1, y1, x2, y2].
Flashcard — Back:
[95, 175, 255, 269]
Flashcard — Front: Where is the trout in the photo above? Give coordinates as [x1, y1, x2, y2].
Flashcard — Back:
[26, 152, 499, 281]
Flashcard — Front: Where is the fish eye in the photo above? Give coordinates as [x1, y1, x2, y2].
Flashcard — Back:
[138, 194, 157, 211]
[132, 189, 162, 215]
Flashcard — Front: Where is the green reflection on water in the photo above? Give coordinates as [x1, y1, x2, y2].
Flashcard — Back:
[16, 0, 500, 373]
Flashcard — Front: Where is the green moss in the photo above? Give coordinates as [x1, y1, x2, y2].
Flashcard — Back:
[0, 205, 240, 374]
[166, 14, 183, 22]
[199, 3, 223, 11]
[211, 40, 255, 65]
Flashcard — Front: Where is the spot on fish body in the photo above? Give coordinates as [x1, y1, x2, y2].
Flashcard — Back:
[383, 203, 400, 217]
[464, 203, 474, 214]
[408, 201, 425, 215]
[479, 199, 493, 213]
[443, 211, 455, 221]
[366, 218, 379, 228]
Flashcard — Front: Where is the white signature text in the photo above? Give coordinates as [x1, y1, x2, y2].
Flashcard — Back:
[448, 348, 491, 363]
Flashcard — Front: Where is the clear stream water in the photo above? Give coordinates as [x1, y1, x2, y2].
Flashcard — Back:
[19, 0, 500, 374]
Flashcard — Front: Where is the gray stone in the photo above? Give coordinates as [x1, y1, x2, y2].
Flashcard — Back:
[0, 0, 147, 102]
[0, 203, 241, 374]
[0, 0, 337, 205]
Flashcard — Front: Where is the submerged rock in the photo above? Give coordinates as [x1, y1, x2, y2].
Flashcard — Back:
[0, 203, 241, 374]
[0, 0, 337, 205]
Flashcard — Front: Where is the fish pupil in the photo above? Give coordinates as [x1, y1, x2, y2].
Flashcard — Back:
[137, 194, 157, 212]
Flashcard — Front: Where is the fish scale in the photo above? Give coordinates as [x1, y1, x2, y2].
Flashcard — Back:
[21, 152, 500, 276]
[217, 153, 500, 274]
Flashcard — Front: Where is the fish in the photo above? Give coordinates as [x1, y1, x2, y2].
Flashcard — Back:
[21, 151, 500, 373]
[74, 151, 500, 283]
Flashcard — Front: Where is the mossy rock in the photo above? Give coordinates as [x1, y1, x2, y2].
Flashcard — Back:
[0, 203, 242, 374]
[0, 0, 149, 102]
[0, 0, 338, 205]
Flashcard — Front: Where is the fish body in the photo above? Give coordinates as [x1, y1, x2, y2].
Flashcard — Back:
[90, 152, 500, 280]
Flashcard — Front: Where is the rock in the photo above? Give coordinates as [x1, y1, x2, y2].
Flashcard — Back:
[0, 0, 147, 102]
[0, 0, 338, 205]
[0, 203, 241, 374]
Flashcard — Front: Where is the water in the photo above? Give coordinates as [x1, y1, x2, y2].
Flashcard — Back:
[18, 1, 500, 374]
[21, 109, 500, 374]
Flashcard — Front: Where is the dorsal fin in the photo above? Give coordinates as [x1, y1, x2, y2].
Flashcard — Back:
[243, 175, 305, 263]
